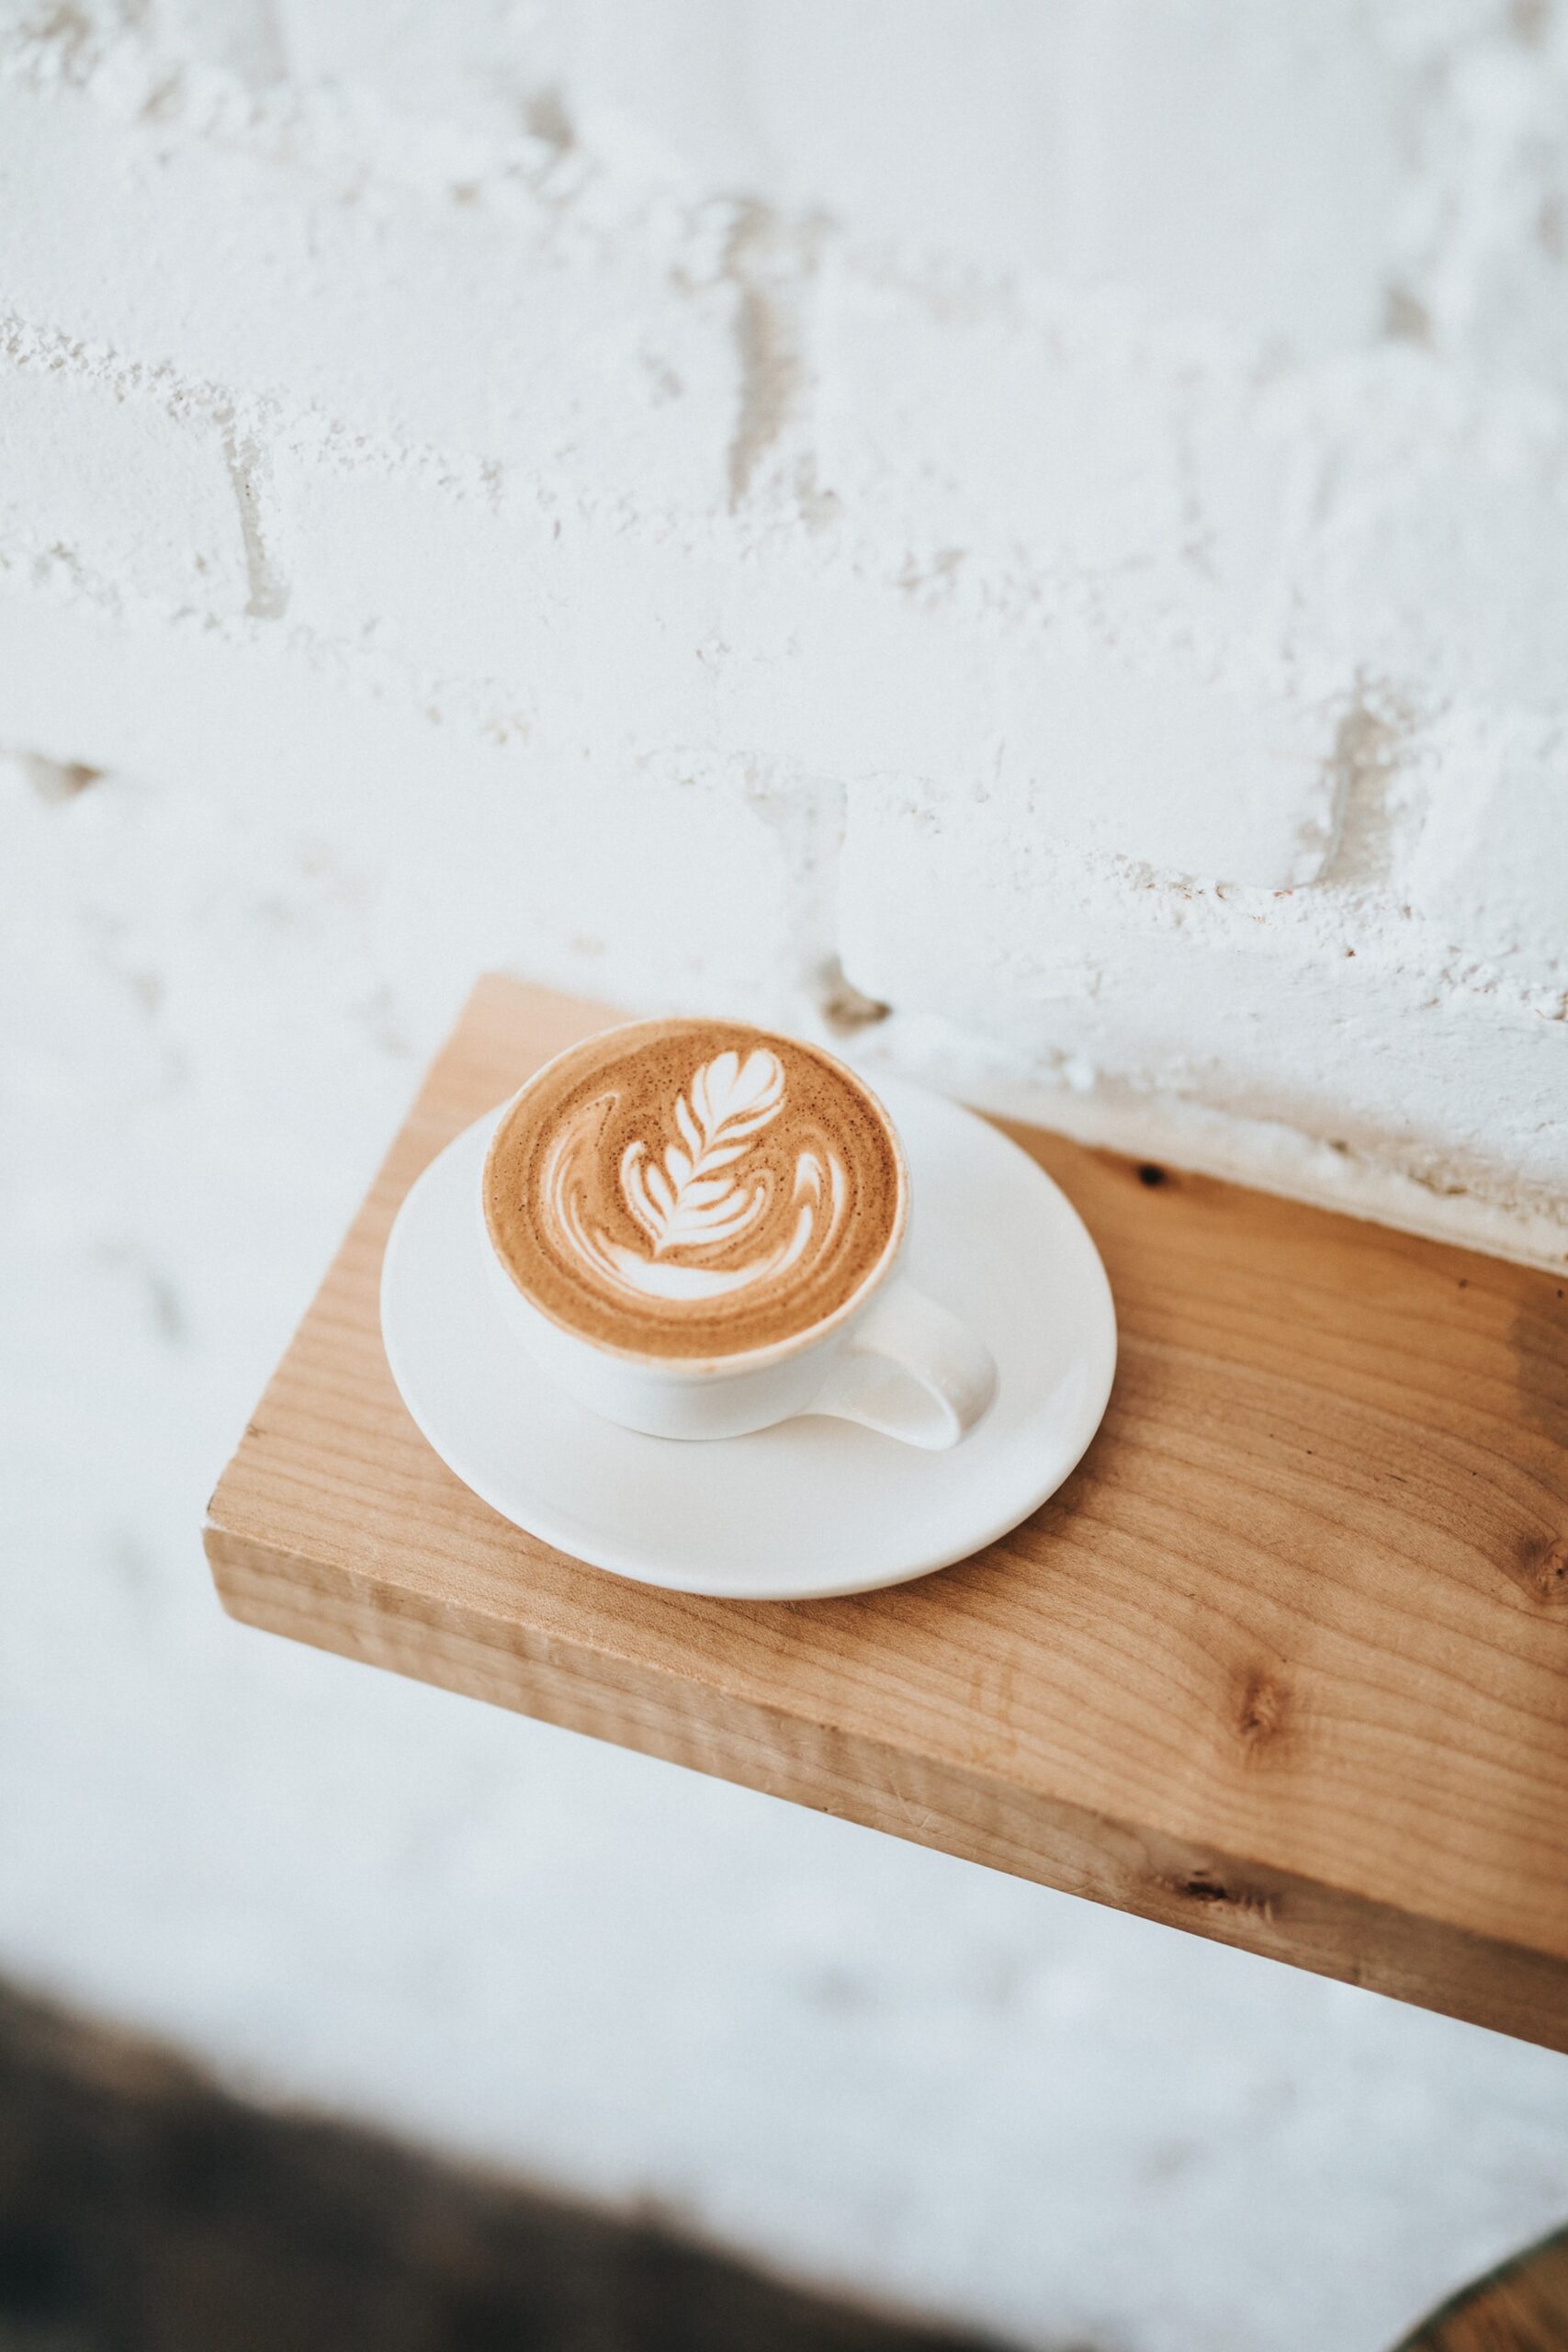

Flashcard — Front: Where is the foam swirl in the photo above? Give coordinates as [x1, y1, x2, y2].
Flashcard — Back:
[484, 1021, 904, 1361]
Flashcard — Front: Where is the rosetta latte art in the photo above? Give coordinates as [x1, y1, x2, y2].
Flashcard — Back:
[484, 1018, 904, 1359]
[543, 1048, 849, 1303]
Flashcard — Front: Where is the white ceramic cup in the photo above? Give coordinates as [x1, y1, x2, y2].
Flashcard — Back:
[479, 1035, 997, 1449]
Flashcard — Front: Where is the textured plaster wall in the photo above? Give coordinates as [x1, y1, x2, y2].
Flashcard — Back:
[5, 8, 1568, 2352]
[0, 0, 1564, 1258]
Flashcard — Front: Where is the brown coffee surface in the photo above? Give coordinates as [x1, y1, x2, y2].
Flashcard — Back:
[484, 1020, 905, 1360]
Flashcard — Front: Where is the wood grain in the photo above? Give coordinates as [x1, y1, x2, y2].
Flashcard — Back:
[205, 977, 1568, 2050]
[1394, 2227, 1568, 2351]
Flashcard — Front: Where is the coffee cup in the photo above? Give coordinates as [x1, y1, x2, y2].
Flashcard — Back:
[479, 1018, 996, 1447]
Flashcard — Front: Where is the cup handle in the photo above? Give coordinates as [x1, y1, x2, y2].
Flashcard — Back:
[808, 1276, 997, 1450]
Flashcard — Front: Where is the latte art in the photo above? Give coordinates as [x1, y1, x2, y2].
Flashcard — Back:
[551, 1046, 847, 1304]
[484, 1021, 905, 1361]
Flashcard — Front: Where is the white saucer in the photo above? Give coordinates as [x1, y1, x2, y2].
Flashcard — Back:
[379, 1079, 1117, 1602]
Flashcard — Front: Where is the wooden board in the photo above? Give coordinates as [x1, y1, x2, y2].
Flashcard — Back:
[1395, 2226, 1568, 2350]
[206, 977, 1568, 2050]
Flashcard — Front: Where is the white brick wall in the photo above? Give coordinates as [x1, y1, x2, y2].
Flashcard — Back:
[1413, 712, 1568, 973]
[0, 322, 250, 612]
[6, 9, 1568, 2348]
[1, 0, 1563, 1262]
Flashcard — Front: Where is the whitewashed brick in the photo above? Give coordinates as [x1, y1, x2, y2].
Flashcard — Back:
[264, 429, 1338, 887]
[840, 775, 1568, 1204]
[1412, 717, 1568, 973]
[1307, 463, 1568, 711]
[0, 77, 737, 508]
[1052, 0, 1398, 348]
[0, 590, 828, 1020]
[815, 268, 1316, 684]
[274, 0, 558, 130]
[265, 450, 554, 690]
[0, 0, 1563, 1261]
[817, 274, 1188, 577]
[805, 660, 1340, 888]
[736, 605, 1340, 887]
[0, 334, 248, 614]
[314, 0, 1399, 350]
[154, 0, 287, 85]
[1382, 13, 1568, 384]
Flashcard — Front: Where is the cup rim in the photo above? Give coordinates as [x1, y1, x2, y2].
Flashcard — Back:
[479, 1015, 910, 1378]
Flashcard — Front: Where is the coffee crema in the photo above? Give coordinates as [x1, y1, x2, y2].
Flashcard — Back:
[483, 1019, 906, 1361]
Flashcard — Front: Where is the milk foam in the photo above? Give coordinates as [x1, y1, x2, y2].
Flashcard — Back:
[484, 1022, 904, 1362]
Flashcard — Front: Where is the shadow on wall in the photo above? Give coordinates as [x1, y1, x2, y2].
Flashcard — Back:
[0, 1983, 1018, 2352]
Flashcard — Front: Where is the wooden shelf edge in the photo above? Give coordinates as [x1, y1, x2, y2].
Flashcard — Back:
[206, 1518, 1568, 2055]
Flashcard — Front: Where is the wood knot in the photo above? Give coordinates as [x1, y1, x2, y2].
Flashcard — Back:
[1235, 1669, 1289, 1753]
[1179, 1870, 1235, 1905]
[1512, 1532, 1568, 1609]
[1172, 1868, 1275, 1923]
